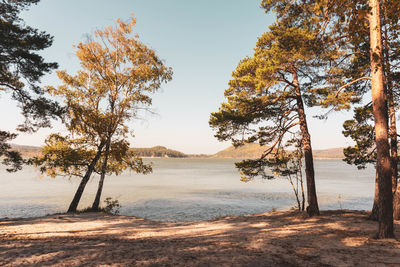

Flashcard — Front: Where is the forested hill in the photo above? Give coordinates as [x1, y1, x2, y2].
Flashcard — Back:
[212, 143, 344, 159]
[10, 145, 188, 158]
[130, 146, 187, 158]
[11, 144, 344, 159]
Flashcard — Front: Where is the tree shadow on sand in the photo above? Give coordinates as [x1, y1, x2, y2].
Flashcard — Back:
[1, 211, 399, 266]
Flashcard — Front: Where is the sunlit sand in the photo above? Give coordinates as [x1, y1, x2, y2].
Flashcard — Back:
[1, 210, 399, 266]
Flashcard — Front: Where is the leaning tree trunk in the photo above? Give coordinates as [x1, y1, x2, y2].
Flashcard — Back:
[293, 70, 320, 216]
[92, 139, 111, 211]
[67, 141, 105, 213]
[368, 0, 394, 238]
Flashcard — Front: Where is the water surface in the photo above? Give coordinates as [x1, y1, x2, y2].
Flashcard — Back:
[0, 158, 375, 221]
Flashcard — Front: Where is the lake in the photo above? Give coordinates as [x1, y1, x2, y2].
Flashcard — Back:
[0, 158, 375, 221]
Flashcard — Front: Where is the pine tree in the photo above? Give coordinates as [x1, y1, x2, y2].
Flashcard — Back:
[368, 0, 393, 238]
[315, 0, 398, 238]
[209, 7, 338, 215]
[0, 0, 62, 171]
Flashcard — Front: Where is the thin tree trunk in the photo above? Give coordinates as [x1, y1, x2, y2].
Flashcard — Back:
[296, 195, 301, 211]
[298, 157, 306, 211]
[288, 176, 301, 211]
[394, 185, 400, 220]
[92, 139, 111, 211]
[301, 175, 305, 212]
[91, 95, 117, 211]
[368, 0, 394, 238]
[67, 141, 105, 213]
[370, 172, 379, 221]
[292, 70, 320, 216]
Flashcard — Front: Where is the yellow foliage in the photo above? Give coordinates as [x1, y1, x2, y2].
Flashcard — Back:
[38, 16, 172, 179]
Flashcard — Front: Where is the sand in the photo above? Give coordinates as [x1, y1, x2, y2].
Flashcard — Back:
[1, 210, 400, 266]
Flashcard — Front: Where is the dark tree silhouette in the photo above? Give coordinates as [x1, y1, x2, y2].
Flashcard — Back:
[0, 0, 63, 171]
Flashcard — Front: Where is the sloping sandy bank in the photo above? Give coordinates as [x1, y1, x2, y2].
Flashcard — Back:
[1, 210, 399, 266]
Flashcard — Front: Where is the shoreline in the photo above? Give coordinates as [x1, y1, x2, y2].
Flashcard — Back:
[140, 156, 345, 159]
[1, 209, 399, 266]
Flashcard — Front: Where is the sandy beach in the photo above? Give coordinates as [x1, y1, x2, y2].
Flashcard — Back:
[1, 210, 400, 266]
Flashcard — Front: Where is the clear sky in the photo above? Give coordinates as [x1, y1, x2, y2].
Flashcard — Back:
[0, 0, 356, 154]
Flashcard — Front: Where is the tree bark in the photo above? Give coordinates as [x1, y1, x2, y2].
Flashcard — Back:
[387, 54, 400, 221]
[382, 1, 400, 220]
[67, 141, 105, 213]
[383, 2, 398, 199]
[92, 139, 111, 211]
[368, 0, 394, 238]
[292, 70, 320, 216]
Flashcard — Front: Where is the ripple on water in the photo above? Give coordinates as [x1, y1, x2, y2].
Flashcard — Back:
[121, 191, 297, 221]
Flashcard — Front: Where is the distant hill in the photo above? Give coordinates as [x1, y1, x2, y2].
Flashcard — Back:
[10, 144, 41, 157]
[212, 143, 265, 159]
[9, 143, 344, 159]
[10, 144, 188, 158]
[212, 143, 344, 159]
[130, 146, 188, 158]
[313, 147, 344, 159]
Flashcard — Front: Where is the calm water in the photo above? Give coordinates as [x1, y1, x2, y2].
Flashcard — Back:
[0, 158, 375, 221]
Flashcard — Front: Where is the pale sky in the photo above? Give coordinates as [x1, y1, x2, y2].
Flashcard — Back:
[0, 0, 356, 154]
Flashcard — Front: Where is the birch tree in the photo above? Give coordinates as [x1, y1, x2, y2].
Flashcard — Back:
[36, 17, 172, 212]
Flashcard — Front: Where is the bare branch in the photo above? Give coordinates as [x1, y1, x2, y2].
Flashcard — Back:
[335, 77, 371, 97]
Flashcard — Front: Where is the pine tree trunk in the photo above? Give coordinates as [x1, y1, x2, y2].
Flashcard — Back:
[67, 141, 105, 213]
[292, 70, 320, 216]
[368, 0, 394, 238]
[383, 4, 398, 199]
[92, 140, 111, 211]
[382, 2, 400, 219]
[388, 70, 399, 220]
